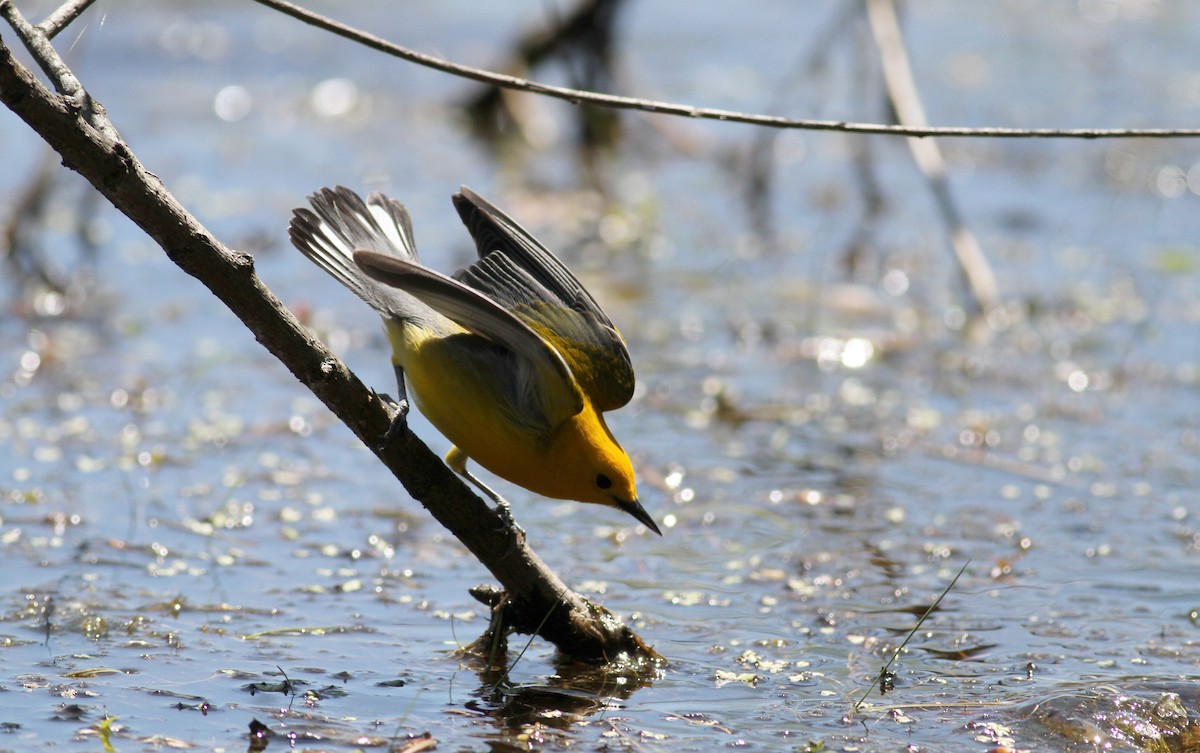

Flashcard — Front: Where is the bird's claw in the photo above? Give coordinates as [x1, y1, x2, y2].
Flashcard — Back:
[494, 499, 526, 556]
[377, 393, 410, 447]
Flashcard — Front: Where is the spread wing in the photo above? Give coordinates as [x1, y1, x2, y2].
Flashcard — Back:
[352, 251, 585, 429]
[451, 187, 635, 412]
[289, 187, 426, 321]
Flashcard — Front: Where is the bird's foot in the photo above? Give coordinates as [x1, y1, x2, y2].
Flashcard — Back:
[493, 499, 526, 555]
[377, 393, 410, 448]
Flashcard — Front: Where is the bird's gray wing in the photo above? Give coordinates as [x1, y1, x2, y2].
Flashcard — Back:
[352, 251, 585, 428]
[450, 187, 635, 411]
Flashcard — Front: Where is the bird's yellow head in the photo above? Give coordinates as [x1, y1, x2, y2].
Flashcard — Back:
[539, 406, 660, 535]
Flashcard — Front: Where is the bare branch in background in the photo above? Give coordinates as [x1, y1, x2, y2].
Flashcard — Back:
[740, 3, 866, 249]
[252, 0, 1200, 140]
[462, 0, 625, 151]
[865, 0, 998, 313]
[38, 0, 99, 39]
[2, 149, 58, 289]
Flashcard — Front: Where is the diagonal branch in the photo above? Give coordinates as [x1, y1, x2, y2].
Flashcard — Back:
[252, 0, 1200, 140]
[865, 0, 998, 313]
[38, 0, 100, 39]
[0, 2, 657, 665]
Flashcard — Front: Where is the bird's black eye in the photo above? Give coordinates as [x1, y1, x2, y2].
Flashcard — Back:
[596, 474, 613, 489]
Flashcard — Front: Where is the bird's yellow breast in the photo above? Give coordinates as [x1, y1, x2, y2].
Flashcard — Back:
[385, 318, 636, 506]
[387, 321, 566, 494]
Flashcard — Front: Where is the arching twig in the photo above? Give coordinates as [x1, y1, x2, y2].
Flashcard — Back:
[251, 0, 1200, 140]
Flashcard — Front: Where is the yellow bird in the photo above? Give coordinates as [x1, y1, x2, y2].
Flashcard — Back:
[289, 186, 659, 535]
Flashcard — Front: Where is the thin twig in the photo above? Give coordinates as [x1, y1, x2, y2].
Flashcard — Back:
[251, 0, 1200, 140]
[38, 0, 99, 39]
[1, 0, 84, 99]
[865, 0, 998, 312]
[853, 560, 970, 714]
[492, 595, 563, 691]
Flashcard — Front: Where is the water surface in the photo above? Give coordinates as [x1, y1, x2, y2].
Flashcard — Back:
[3, 1, 1200, 751]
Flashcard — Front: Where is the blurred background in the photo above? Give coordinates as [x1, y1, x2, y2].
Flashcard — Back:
[3, 1, 1200, 750]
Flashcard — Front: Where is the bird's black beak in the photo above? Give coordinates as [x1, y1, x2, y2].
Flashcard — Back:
[616, 496, 662, 535]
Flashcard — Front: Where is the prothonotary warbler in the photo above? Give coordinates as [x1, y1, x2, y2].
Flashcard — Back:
[288, 186, 659, 535]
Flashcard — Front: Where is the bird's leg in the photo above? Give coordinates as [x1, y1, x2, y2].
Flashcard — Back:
[446, 446, 526, 546]
[446, 446, 510, 509]
[380, 361, 410, 444]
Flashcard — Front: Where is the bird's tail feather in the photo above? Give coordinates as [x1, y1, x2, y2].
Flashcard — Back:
[289, 186, 421, 318]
